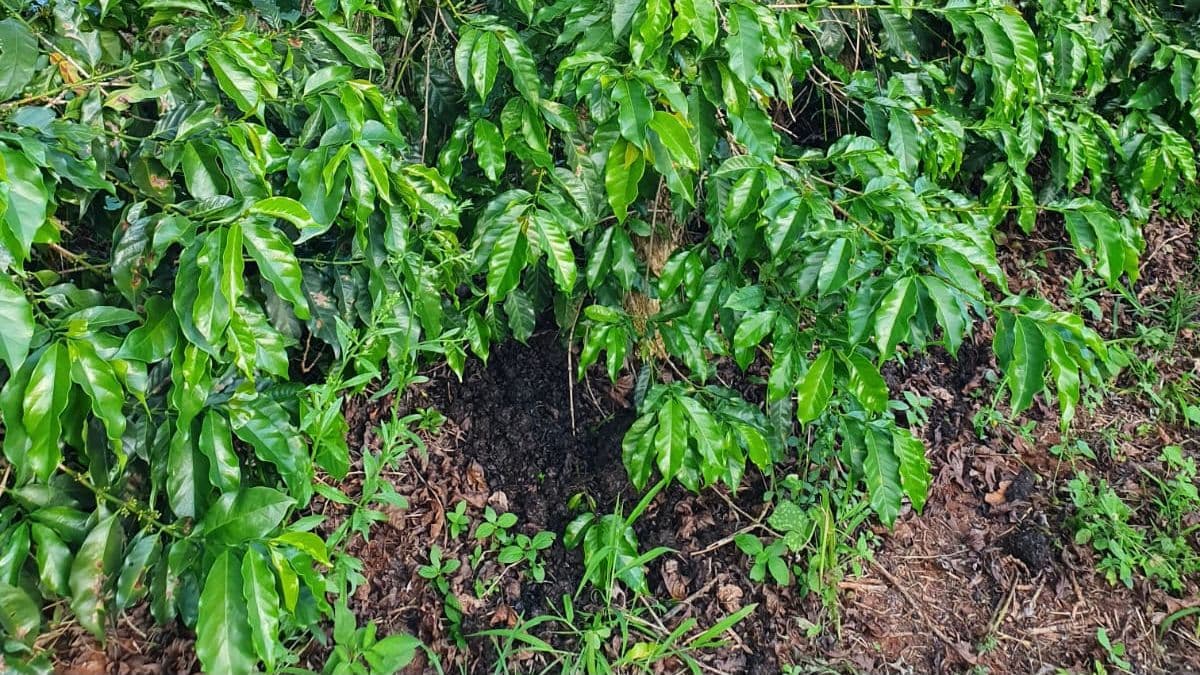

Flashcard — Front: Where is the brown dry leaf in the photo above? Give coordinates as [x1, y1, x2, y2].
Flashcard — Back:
[427, 503, 445, 539]
[717, 583, 744, 613]
[985, 479, 1012, 506]
[488, 490, 510, 512]
[662, 559, 690, 600]
[490, 604, 518, 627]
[456, 591, 485, 616]
[466, 461, 488, 491]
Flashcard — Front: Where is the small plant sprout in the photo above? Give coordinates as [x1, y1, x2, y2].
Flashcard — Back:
[734, 533, 791, 586]
[446, 501, 470, 540]
[475, 507, 518, 545]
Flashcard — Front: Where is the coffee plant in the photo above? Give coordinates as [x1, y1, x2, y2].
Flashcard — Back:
[1, 0, 1198, 671]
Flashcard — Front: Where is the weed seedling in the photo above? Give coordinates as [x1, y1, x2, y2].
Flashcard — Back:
[476, 507, 518, 546]
[734, 533, 791, 586]
[446, 501, 470, 539]
[497, 531, 556, 582]
[418, 546, 464, 645]
[1094, 627, 1132, 673]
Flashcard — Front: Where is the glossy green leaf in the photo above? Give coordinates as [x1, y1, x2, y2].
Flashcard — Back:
[242, 548, 281, 671]
[655, 398, 687, 480]
[892, 426, 930, 513]
[864, 427, 902, 526]
[533, 211, 576, 292]
[0, 275, 33, 373]
[796, 350, 834, 424]
[0, 19, 37, 100]
[605, 139, 644, 223]
[844, 351, 888, 413]
[202, 487, 295, 546]
[496, 29, 541, 104]
[0, 146, 48, 262]
[474, 119, 506, 183]
[207, 47, 259, 115]
[487, 218, 528, 300]
[817, 238, 851, 297]
[874, 276, 917, 360]
[726, 5, 763, 86]
[68, 340, 127, 454]
[199, 410, 241, 494]
[115, 533, 160, 612]
[921, 276, 967, 357]
[197, 550, 254, 675]
[23, 343, 71, 481]
[0, 581, 39, 644]
[733, 309, 775, 370]
[68, 514, 124, 639]
[674, 0, 717, 47]
[613, 78, 653, 147]
[242, 217, 311, 320]
[1006, 315, 1047, 415]
[648, 111, 699, 171]
[118, 296, 179, 362]
[470, 31, 500, 101]
[316, 20, 384, 70]
[31, 523, 71, 598]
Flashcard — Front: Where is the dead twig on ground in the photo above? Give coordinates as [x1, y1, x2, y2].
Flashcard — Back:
[868, 558, 980, 666]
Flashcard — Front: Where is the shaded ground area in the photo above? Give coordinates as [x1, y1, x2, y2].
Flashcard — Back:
[50, 216, 1200, 673]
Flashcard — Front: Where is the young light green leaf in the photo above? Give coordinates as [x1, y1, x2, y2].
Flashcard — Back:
[250, 196, 321, 243]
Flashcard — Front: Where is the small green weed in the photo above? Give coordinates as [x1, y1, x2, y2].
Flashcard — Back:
[475, 593, 756, 674]
[1068, 451, 1200, 592]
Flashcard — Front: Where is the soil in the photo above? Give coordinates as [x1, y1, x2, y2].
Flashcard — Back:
[49, 216, 1200, 673]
